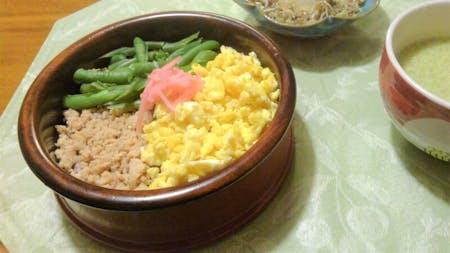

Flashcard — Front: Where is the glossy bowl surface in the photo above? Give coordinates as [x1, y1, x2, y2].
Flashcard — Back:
[233, 0, 380, 37]
[18, 11, 296, 252]
[379, 0, 450, 162]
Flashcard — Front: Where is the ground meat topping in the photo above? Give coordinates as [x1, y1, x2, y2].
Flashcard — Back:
[54, 109, 150, 190]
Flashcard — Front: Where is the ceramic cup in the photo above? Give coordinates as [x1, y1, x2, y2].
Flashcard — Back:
[379, 0, 450, 162]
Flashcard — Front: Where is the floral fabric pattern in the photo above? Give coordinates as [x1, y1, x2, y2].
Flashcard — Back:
[0, 0, 449, 252]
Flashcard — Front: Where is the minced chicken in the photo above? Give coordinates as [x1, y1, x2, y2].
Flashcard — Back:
[54, 109, 150, 190]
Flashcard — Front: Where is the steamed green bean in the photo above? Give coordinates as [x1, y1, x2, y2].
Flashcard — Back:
[145, 41, 165, 49]
[110, 54, 127, 64]
[80, 82, 117, 94]
[167, 39, 202, 61]
[162, 32, 200, 53]
[64, 85, 129, 109]
[74, 68, 133, 84]
[65, 32, 221, 110]
[148, 50, 168, 61]
[177, 40, 220, 67]
[133, 37, 148, 63]
[129, 61, 159, 77]
[107, 100, 141, 111]
[108, 57, 136, 70]
[112, 78, 146, 103]
[100, 47, 135, 58]
[192, 50, 218, 66]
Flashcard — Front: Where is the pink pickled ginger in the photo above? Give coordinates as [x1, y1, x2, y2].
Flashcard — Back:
[136, 57, 204, 132]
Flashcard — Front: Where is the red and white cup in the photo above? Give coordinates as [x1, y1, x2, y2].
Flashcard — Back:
[379, 0, 450, 162]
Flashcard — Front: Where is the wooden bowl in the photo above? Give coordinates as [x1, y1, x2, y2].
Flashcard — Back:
[18, 11, 296, 252]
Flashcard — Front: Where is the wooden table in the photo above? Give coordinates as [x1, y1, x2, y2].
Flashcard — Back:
[0, 241, 7, 253]
[0, 2, 97, 249]
[0, 0, 97, 115]
[0, 1, 98, 252]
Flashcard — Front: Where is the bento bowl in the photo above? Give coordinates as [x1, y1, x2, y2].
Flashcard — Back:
[379, 0, 450, 162]
[233, 0, 380, 37]
[17, 11, 296, 252]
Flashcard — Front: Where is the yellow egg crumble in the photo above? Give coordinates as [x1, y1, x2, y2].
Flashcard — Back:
[141, 46, 280, 189]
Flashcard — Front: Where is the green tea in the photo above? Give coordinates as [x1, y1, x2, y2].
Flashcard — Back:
[398, 37, 450, 102]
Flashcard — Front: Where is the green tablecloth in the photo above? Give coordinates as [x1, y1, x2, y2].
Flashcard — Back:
[1, 0, 449, 252]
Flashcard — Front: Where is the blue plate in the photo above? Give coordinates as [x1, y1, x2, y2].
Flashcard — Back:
[233, 0, 380, 37]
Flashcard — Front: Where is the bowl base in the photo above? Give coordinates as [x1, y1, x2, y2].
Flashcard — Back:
[55, 126, 295, 253]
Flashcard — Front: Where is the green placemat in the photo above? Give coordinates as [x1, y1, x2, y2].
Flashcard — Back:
[1, 0, 449, 252]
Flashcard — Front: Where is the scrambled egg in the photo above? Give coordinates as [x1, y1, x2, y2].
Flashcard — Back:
[141, 46, 280, 189]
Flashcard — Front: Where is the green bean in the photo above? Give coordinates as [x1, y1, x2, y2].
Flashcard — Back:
[113, 78, 146, 103]
[133, 37, 148, 63]
[74, 68, 133, 84]
[177, 40, 220, 67]
[145, 41, 165, 49]
[162, 32, 200, 53]
[110, 54, 127, 64]
[100, 33, 200, 59]
[153, 59, 167, 69]
[179, 64, 193, 72]
[100, 41, 164, 59]
[64, 85, 128, 109]
[100, 47, 135, 58]
[109, 58, 137, 70]
[108, 100, 141, 111]
[135, 78, 147, 91]
[192, 50, 218, 66]
[180, 50, 218, 71]
[167, 39, 202, 61]
[65, 32, 220, 110]
[148, 50, 169, 61]
[108, 58, 127, 70]
[79, 82, 117, 94]
[129, 61, 159, 77]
